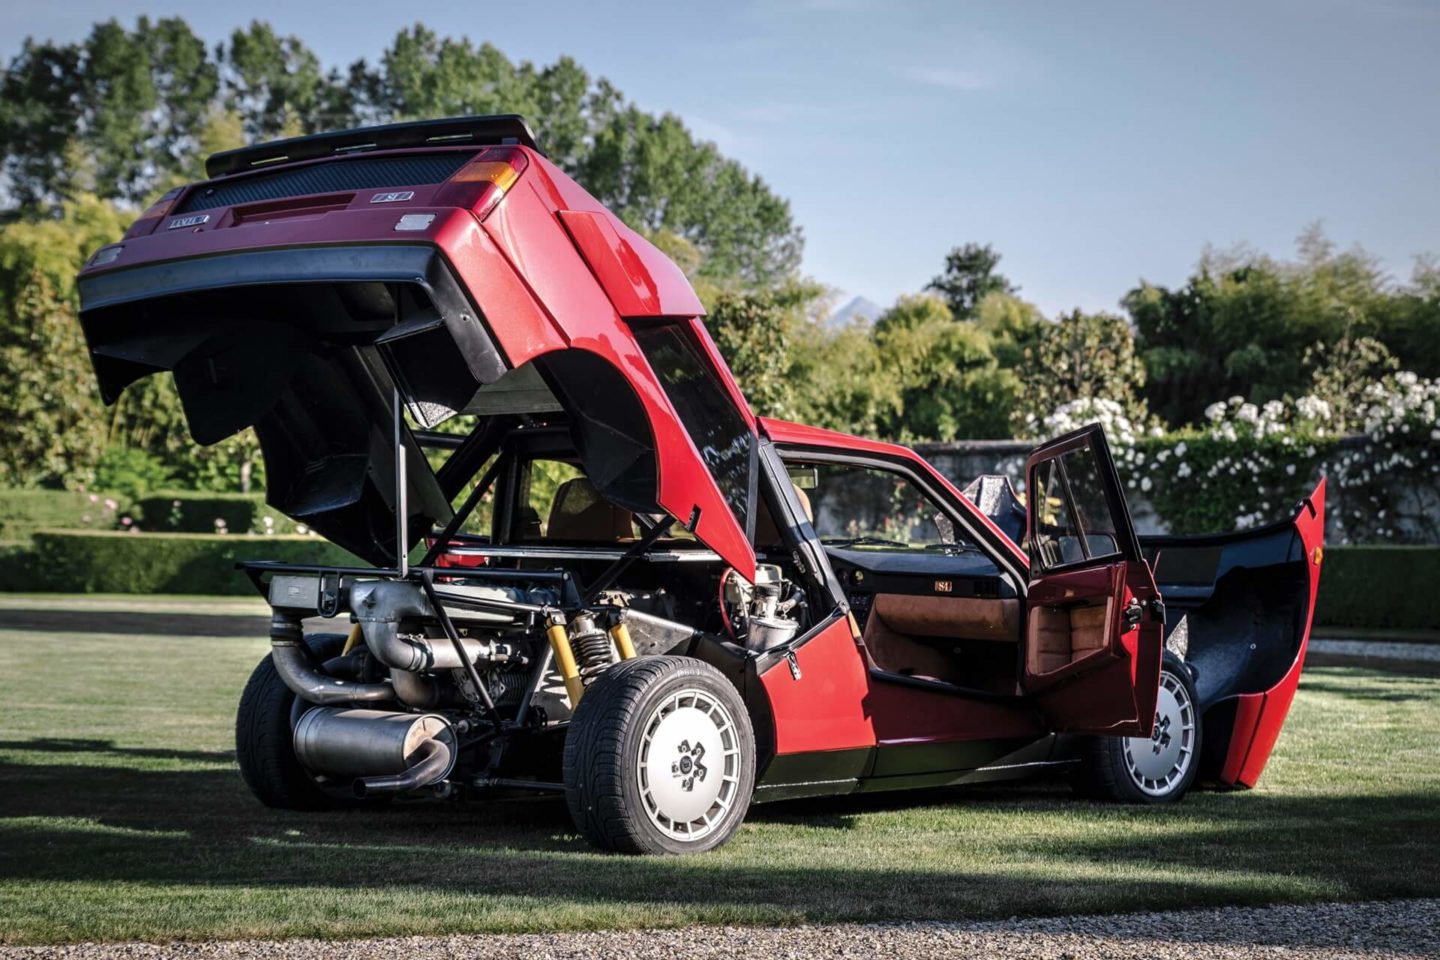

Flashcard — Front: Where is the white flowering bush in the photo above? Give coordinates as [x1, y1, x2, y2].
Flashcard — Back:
[1025, 397, 1157, 446]
[1325, 372, 1440, 542]
[1037, 370, 1439, 542]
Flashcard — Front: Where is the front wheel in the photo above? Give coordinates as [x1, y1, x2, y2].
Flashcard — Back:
[1072, 653, 1201, 804]
[563, 656, 755, 855]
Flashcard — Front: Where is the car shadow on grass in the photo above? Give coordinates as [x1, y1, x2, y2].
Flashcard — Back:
[2, 735, 1437, 941]
[0, 608, 272, 638]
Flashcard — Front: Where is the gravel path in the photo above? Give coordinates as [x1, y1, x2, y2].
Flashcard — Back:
[4, 899, 1435, 959]
[1310, 638, 1440, 663]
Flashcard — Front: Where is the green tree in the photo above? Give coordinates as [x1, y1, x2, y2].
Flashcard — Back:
[222, 22, 327, 139]
[872, 294, 1019, 441]
[1125, 225, 1396, 427]
[704, 282, 824, 420]
[1369, 257, 1440, 380]
[0, 18, 218, 208]
[0, 269, 107, 487]
[791, 320, 900, 438]
[1304, 331, 1398, 433]
[0, 38, 83, 210]
[926, 243, 1017, 321]
[1015, 309, 1151, 432]
[973, 290, 1046, 369]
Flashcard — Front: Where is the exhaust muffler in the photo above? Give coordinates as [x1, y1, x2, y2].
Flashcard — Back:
[293, 707, 456, 798]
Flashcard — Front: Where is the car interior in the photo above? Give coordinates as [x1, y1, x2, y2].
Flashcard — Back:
[430, 403, 1125, 703]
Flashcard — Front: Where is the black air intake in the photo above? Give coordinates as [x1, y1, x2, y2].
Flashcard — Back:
[175, 152, 475, 214]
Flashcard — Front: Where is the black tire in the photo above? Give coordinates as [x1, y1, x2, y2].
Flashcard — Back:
[563, 656, 755, 855]
[236, 632, 354, 810]
[1072, 653, 1202, 804]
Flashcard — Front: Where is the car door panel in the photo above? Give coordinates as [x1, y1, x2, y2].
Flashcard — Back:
[756, 614, 876, 757]
[1021, 426, 1163, 736]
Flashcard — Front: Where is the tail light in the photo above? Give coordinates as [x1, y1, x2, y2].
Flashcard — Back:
[432, 146, 529, 221]
[122, 186, 186, 239]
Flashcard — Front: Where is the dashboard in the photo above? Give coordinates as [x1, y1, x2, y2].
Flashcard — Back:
[824, 545, 1019, 631]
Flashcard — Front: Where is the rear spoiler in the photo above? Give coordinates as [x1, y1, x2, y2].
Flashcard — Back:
[205, 114, 542, 179]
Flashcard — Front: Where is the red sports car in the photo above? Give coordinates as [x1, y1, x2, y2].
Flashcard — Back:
[77, 115, 1324, 854]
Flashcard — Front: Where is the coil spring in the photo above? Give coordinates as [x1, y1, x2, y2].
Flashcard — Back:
[569, 617, 613, 684]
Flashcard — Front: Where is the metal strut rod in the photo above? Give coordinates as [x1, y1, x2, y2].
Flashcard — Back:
[419, 569, 504, 731]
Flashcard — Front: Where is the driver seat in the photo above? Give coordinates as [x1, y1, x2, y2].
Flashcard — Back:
[546, 478, 635, 541]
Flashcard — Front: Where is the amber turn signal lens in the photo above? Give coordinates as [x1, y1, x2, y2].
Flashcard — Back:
[434, 147, 530, 220]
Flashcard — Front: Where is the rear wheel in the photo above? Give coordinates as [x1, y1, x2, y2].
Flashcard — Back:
[236, 633, 355, 810]
[1073, 653, 1201, 804]
[563, 656, 755, 855]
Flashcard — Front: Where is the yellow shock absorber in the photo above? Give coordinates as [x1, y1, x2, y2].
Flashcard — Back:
[341, 622, 363, 656]
[546, 617, 586, 709]
[610, 616, 637, 661]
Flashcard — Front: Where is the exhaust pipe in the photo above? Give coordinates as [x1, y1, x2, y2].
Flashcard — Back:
[270, 613, 391, 705]
[349, 580, 524, 672]
[350, 580, 482, 672]
[293, 707, 456, 797]
[351, 737, 451, 797]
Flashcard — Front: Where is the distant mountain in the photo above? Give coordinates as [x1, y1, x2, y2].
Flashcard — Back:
[826, 295, 883, 330]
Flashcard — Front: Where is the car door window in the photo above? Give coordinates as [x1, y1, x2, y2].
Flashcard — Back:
[1031, 443, 1122, 571]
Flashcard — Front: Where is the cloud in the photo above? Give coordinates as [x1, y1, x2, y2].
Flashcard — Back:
[899, 65, 995, 92]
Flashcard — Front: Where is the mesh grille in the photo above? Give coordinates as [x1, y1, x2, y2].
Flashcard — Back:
[175, 152, 476, 214]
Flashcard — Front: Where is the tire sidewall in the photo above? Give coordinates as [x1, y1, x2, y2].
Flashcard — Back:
[236, 632, 355, 810]
[1107, 653, 1202, 804]
[567, 656, 756, 855]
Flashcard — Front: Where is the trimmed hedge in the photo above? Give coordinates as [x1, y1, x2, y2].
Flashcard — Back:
[0, 490, 127, 540]
[1314, 545, 1440, 631]
[13, 531, 361, 595]
[131, 491, 296, 535]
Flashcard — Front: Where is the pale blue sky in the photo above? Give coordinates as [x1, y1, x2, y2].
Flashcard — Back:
[6, 0, 1437, 316]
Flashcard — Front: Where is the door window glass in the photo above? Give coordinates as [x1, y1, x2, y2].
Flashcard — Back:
[1031, 443, 1122, 571]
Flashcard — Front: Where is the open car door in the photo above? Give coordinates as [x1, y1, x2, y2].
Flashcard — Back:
[1021, 425, 1163, 736]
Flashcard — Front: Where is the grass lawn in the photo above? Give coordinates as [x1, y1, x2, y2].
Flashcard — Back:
[0, 620, 1436, 945]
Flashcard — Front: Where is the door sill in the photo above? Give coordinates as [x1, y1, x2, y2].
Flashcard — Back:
[869, 668, 1021, 701]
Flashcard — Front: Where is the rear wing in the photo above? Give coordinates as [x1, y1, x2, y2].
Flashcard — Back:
[204, 114, 542, 179]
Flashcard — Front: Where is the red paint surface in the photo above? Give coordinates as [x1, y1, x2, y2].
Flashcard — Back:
[759, 618, 875, 754]
[83, 144, 756, 578]
[1219, 478, 1326, 787]
[556, 209, 704, 318]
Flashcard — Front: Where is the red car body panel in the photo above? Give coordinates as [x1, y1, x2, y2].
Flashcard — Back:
[1218, 478, 1326, 787]
[759, 617, 876, 755]
[82, 144, 759, 579]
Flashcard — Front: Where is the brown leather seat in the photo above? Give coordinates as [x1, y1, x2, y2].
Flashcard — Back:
[546, 478, 634, 541]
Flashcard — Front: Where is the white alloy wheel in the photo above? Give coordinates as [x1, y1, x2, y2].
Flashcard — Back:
[636, 688, 742, 842]
[1122, 667, 1197, 797]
